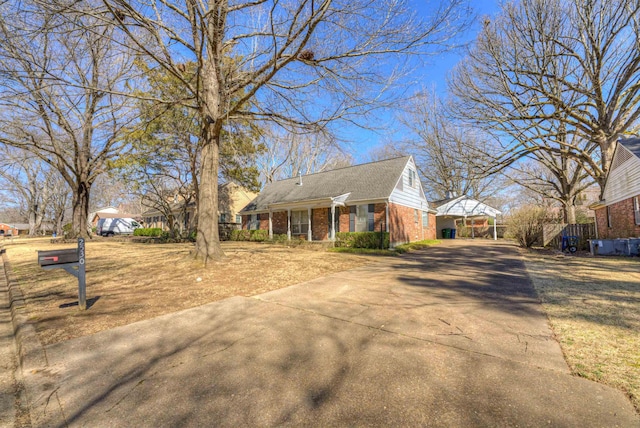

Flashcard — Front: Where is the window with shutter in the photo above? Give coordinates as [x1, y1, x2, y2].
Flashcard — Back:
[634, 197, 640, 225]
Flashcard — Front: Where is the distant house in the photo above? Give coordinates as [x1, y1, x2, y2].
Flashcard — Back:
[431, 195, 502, 240]
[590, 137, 640, 238]
[142, 183, 257, 235]
[0, 223, 19, 236]
[239, 156, 436, 246]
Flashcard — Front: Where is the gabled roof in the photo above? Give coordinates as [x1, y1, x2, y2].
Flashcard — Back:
[430, 196, 464, 209]
[241, 156, 412, 213]
[435, 196, 501, 218]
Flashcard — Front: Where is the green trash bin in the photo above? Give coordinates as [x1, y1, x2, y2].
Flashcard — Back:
[441, 228, 450, 239]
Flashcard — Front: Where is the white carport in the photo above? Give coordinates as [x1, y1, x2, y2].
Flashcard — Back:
[433, 196, 502, 240]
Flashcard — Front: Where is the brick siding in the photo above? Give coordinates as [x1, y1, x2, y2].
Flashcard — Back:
[595, 196, 640, 238]
[271, 211, 288, 235]
[389, 203, 436, 244]
[312, 208, 329, 240]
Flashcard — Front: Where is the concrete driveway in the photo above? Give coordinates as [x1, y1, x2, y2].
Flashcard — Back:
[24, 240, 639, 427]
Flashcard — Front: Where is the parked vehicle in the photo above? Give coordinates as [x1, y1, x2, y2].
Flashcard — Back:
[96, 218, 141, 237]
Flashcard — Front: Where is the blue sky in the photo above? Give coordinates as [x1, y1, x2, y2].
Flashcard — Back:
[348, 0, 502, 162]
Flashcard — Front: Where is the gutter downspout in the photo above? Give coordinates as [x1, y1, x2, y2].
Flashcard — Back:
[385, 202, 390, 246]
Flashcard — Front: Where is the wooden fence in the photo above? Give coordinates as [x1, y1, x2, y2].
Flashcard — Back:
[543, 223, 596, 250]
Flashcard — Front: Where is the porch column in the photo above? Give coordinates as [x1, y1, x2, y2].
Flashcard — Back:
[331, 205, 336, 241]
[307, 207, 312, 241]
[493, 216, 497, 240]
[471, 218, 475, 239]
[385, 202, 390, 232]
[287, 209, 291, 241]
[268, 210, 273, 240]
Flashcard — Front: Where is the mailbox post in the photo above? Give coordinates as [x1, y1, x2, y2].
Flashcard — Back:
[38, 238, 87, 310]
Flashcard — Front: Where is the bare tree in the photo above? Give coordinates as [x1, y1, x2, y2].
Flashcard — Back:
[396, 91, 505, 201]
[450, 0, 640, 195]
[0, 0, 138, 238]
[0, 146, 70, 235]
[257, 127, 352, 184]
[506, 158, 593, 223]
[86, 0, 471, 263]
[0, 147, 47, 235]
[45, 172, 71, 236]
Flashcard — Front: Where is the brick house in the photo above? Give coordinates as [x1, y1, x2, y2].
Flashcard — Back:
[590, 137, 640, 238]
[0, 223, 18, 236]
[239, 156, 436, 247]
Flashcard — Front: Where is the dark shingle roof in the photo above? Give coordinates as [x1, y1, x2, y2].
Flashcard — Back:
[241, 156, 411, 213]
[619, 137, 640, 158]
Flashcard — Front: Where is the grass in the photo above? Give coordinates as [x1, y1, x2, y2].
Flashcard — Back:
[393, 239, 441, 253]
[328, 239, 441, 256]
[523, 251, 640, 412]
[328, 247, 398, 256]
[3, 237, 379, 345]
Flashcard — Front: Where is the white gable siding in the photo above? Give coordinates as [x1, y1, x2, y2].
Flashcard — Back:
[389, 158, 429, 210]
[603, 145, 640, 206]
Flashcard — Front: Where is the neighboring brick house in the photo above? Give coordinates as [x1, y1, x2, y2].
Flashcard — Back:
[239, 156, 436, 247]
[590, 138, 640, 239]
[0, 223, 18, 236]
[431, 195, 502, 240]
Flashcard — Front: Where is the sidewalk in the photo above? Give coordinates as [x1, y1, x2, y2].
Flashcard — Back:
[9, 240, 640, 426]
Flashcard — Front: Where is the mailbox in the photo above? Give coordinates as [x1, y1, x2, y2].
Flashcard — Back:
[38, 248, 79, 266]
[37, 238, 87, 310]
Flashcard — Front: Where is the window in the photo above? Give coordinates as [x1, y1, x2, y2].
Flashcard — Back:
[414, 209, 419, 224]
[350, 205, 374, 232]
[606, 206, 612, 228]
[249, 214, 260, 230]
[236, 215, 242, 224]
[292, 210, 309, 234]
[219, 213, 227, 223]
[422, 211, 429, 227]
[408, 169, 416, 188]
[634, 197, 640, 225]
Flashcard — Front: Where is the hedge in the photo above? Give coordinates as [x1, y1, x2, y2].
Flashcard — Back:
[230, 229, 269, 242]
[133, 228, 164, 237]
[335, 232, 389, 249]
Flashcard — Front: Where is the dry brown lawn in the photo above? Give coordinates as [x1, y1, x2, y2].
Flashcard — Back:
[524, 251, 640, 412]
[4, 237, 378, 346]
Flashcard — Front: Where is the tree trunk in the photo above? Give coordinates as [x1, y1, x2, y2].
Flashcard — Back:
[597, 138, 617, 199]
[71, 182, 91, 238]
[194, 121, 224, 264]
[566, 204, 576, 224]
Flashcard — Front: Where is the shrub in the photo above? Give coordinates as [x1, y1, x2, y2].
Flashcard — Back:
[506, 205, 552, 247]
[335, 232, 390, 249]
[230, 229, 250, 241]
[249, 230, 268, 241]
[230, 229, 268, 242]
[271, 234, 289, 243]
[134, 228, 164, 237]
